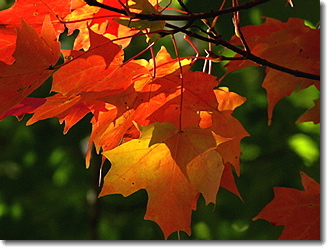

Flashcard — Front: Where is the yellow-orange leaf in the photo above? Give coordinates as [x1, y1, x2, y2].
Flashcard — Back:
[100, 122, 228, 238]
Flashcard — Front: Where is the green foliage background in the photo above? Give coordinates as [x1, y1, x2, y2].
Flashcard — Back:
[0, 0, 320, 240]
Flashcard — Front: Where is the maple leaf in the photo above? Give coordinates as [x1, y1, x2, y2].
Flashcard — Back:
[253, 172, 320, 240]
[100, 122, 228, 238]
[227, 18, 320, 123]
[0, 0, 319, 241]
[0, 16, 60, 116]
[27, 43, 190, 168]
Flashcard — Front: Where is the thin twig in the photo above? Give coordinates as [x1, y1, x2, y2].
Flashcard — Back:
[183, 34, 199, 64]
[85, 0, 271, 21]
[232, 0, 251, 52]
[171, 34, 184, 132]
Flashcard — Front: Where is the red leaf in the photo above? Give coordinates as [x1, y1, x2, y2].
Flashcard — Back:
[0, 16, 60, 115]
[253, 172, 320, 240]
[227, 18, 320, 123]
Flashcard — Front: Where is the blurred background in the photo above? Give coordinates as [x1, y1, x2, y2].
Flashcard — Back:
[0, 0, 320, 240]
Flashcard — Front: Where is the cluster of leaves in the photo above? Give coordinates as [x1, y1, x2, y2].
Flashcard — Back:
[0, 0, 319, 239]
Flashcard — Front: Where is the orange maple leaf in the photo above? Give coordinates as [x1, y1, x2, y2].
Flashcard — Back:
[0, 16, 60, 116]
[100, 122, 229, 238]
[227, 18, 320, 124]
[253, 172, 320, 240]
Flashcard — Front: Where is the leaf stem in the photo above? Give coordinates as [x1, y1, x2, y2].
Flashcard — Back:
[171, 34, 184, 132]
